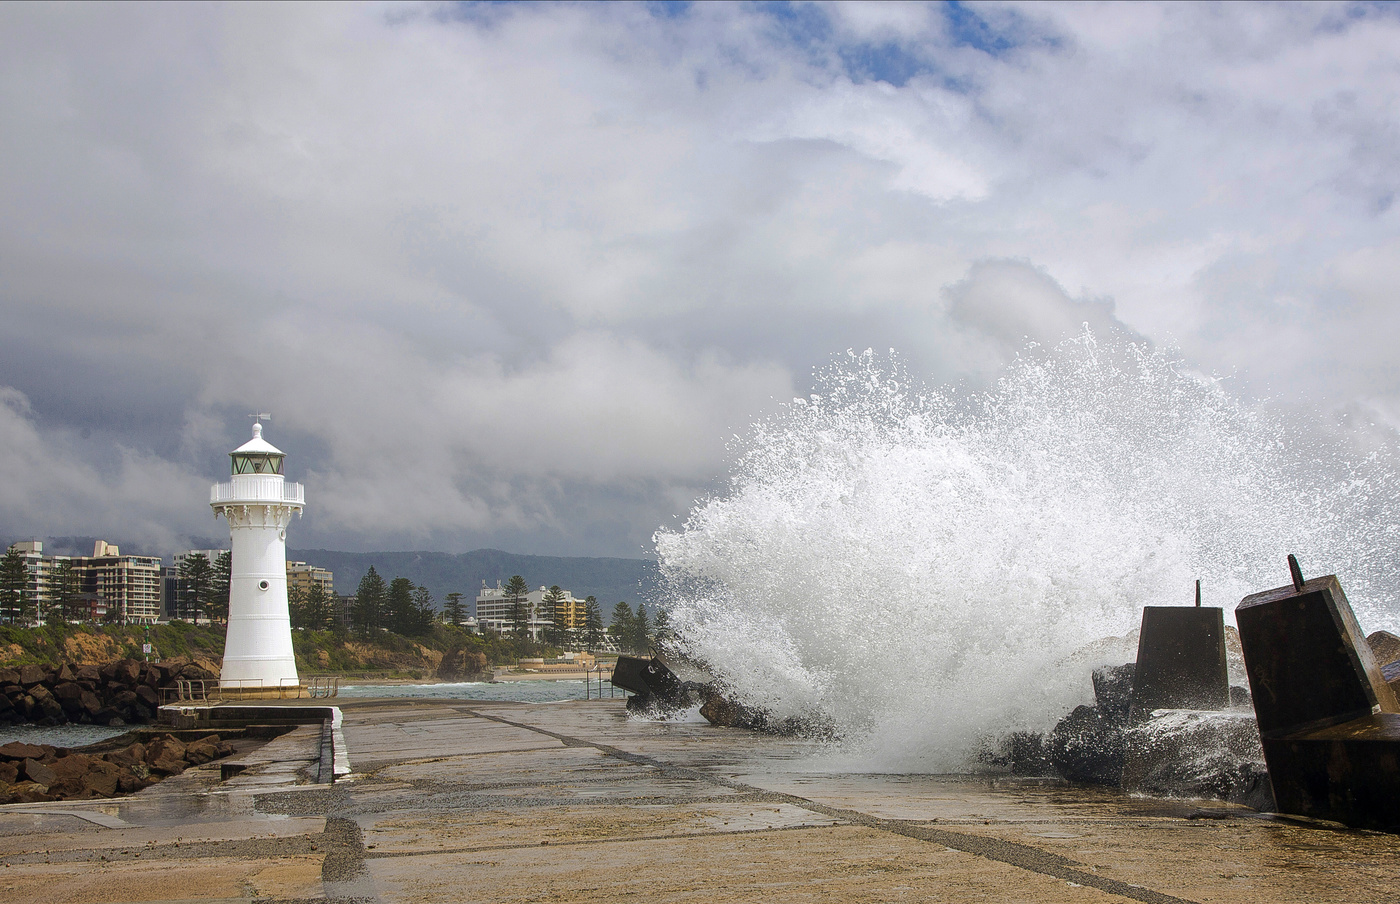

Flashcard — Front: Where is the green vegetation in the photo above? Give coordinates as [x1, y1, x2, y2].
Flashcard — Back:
[0, 621, 225, 667]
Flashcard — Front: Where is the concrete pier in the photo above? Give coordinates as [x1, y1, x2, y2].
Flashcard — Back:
[4, 698, 1400, 903]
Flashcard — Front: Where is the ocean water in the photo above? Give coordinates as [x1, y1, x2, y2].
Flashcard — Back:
[0, 723, 130, 749]
[656, 333, 1400, 771]
[336, 679, 605, 703]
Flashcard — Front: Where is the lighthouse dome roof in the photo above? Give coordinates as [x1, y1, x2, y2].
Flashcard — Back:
[233, 421, 285, 456]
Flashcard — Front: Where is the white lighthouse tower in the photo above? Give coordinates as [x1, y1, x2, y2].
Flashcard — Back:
[211, 419, 303, 690]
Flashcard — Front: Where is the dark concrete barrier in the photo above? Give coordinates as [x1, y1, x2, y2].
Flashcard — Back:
[1130, 606, 1229, 720]
[1236, 558, 1400, 830]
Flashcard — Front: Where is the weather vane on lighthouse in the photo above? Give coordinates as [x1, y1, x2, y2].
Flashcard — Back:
[210, 417, 304, 690]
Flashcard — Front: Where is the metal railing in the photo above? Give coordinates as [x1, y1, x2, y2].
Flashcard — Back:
[583, 664, 616, 699]
[210, 479, 305, 506]
[164, 676, 327, 703]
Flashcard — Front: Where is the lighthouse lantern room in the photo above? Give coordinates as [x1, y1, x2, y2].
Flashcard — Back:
[211, 420, 303, 690]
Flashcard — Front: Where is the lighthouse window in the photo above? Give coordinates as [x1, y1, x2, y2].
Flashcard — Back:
[231, 454, 285, 475]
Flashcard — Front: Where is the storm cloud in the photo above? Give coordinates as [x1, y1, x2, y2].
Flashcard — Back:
[1, 2, 1398, 556]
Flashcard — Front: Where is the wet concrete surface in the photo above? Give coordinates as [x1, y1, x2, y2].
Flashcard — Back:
[2, 698, 1399, 902]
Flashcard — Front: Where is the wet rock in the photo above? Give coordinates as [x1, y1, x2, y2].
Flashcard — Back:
[1049, 704, 1125, 786]
[184, 737, 222, 765]
[1006, 731, 1056, 776]
[1368, 630, 1400, 667]
[1092, 663, 1136, 727]
[145, 736, 188, 776]
[698, 688, 764, 729]
[1121, 710, 1274, 811]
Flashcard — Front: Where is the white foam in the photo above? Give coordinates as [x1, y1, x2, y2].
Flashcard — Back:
[655, 333, 1400, 771]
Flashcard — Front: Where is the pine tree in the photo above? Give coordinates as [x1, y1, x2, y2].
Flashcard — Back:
[352, 566, 387, 634]
[304, 582, 333, 630]
[209, 550, 232, 623]
[387, 577, 416, 634]
[178, 553, 213, 625]
[50, 559, 80, 623]
[288, 583, 308, 628]
[410, 585, 436, 636]
[0, 547, 30, 626]
[443, 592, 466, 626]
[608, 601, 633, 650]
[583, 595, 604, 650]
[543, 585, 566, 646]
[632, 603, 651, 654]
[504, 575, 529, 638]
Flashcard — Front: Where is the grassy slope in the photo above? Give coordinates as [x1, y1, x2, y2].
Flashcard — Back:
[1, 622, 578, 679]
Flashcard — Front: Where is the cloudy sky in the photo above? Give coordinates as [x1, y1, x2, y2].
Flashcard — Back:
[1, 1, 1398, 559]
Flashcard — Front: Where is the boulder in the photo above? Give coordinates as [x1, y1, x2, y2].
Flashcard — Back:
[29, 685, 66, 722]
[1049, 704, 1125, 786]
[0, 761, 16, 784]
[53, 682, 86, 714]
[80, 761, 121, 797]
[184, 737, 222, 765]
[134, 685, 160, 708]
[3, 781, 53, 803]
[1368, 630, 1400, 667]
[0, 741, 48, 761]
[1121, 710, 1274, 811]
[55, 664, 75, 683]
[145, 736, 188, 776]
[75, 664, 102, 683]
[0, 668, 19, 685]
[45, 754, 96, 796]
[103, 742, 146, 769]
[103, 659, 142, 685]
[21, 757, 57, 787]
[1092, 663, 1136, 727]
[18, 664, 49, 687]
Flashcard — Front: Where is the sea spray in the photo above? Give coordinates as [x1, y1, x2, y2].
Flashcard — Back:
[655, 332, 1400, 771]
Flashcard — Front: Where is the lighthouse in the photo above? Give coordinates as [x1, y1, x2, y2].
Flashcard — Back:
[211, 420, 304, 690]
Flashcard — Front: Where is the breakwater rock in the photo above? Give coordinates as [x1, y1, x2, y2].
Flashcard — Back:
[0, 658, 218, 728]
[0, 732, 234, 803]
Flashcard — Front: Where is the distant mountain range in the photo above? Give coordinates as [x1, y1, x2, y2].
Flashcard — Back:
[286, 547, 663, 615]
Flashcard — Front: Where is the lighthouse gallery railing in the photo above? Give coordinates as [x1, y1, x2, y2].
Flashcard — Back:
[210, 479, 304, 505]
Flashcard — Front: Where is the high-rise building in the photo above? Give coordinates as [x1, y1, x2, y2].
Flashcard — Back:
[4, 539, 161, 625]
[475, 581, 584, 639]
[287, 561, 334, 597]
[77, 541, 162, 624]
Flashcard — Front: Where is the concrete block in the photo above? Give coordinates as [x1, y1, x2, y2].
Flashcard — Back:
[1130, 606, 1229, 720]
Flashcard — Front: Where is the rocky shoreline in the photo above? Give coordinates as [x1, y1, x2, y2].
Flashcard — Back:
[0, 732, 235, 804]
[0, 658, 218, 728]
